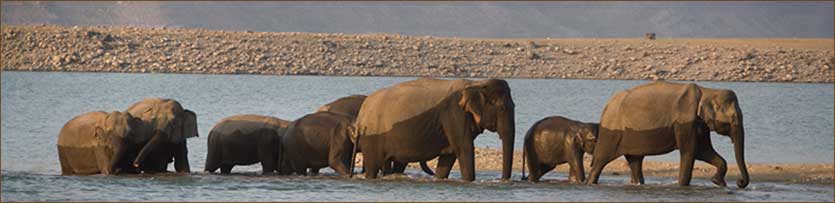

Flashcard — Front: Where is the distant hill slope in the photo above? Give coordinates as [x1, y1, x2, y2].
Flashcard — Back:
[2, 1, 833, 38]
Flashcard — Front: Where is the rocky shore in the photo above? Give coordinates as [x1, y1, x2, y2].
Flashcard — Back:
[3, 24, 833, 83]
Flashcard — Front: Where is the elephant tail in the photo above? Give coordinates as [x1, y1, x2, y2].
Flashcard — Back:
[521, 118, 545, 181]
[419, 161, 435, 175]
[204, 130, 222, 173]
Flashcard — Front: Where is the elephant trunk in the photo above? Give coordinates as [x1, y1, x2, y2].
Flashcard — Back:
[732, 122, 749, 188]
[498, 107, 515, 180]
[132, 130, 164, 168]
[107, 142, 128, 174]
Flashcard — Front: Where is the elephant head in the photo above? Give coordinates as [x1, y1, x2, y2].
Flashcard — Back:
[577, 123, 599, 154]
[698, 88, 749, 188]
[458, 79, 516, 180]
[94, 111, 143, 174]
[127, 98, 199, 168]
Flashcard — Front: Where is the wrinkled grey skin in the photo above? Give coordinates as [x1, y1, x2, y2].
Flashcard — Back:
[282, 111, 356, 176]
[57, 111, 142, 175]
[354, 78, 515, 181]
[204, 115, 291, 175]
[523, 116, 598, 183]
[126, 98, 198, 173]
[588, 81, 748, 188]
[317, 94, 434, 175]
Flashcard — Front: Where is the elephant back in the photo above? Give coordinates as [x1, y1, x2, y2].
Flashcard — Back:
[58, 111, 108, 147]
[355, 78, 469, 135]
[211, 114, 290, 137]
[288, 111, 353, 146]
[600, 81, 702, 132]
[317, 95, 367, 119]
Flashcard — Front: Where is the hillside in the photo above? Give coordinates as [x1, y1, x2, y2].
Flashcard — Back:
[2, 2, 833, 38]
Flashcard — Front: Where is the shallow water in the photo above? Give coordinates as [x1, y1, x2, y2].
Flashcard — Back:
[2, 71, 833, 201]
[3, 170, 832, 202]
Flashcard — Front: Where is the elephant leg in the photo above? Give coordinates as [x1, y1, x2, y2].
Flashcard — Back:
[381, 160, 393, 175]
[58, 148, 73, 175]
[624, 155, 645, 185]
[587, 132, 622, 185]
[530, 164, 553, 183]
[328, 146, 353, 176]
[568, 150, 587, 183]
[678, 152, 697, 186]
[390, 161, 408, 174]
[173, 141, 190, 173]
[434, 154, 457, 179]
[220, 164, 234, 174]
[205, 163, 220, 174]
[696, 143, 728, 187]
[260, 160, 276, 175]
[587, 154, 619, 185]
[259, 146, 277, 175]
[455, 142, 476, 181]
[328, 133, 355, 176]
[95, 146, 114, 175]
[675, 124, 699, 187]
[295, 166, 308, 176]
[363, 158, 382, 179]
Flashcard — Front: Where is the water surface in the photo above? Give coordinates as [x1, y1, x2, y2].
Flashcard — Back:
[2, 71, 832, 201]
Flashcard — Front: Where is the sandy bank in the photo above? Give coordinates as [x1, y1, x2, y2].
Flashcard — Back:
[3, 24, 833, 83]
[360, 148, 833, 184]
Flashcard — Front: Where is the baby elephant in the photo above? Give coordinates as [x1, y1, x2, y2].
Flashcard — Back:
[523, 116, 598, 183]
[204, 114, 291, 174]
[282, 111, 355, 176]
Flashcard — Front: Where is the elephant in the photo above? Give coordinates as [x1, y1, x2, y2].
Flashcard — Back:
[354, 78, 515, 181]
[282, 111, 356, 176]
[522, 116, 598, 183]
[317, 94, 367, 119]
[57, 111, 142, 175]
[126, 98, 199, 173]
[204, 114, 291, 174]
[317, 94, 434, 176]
[587, 81, 749, 188]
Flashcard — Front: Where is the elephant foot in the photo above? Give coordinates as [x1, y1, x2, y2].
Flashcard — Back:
[711, 176, 727, 187]
[737, 179, 749, 189]
[628, 181, 644, 186]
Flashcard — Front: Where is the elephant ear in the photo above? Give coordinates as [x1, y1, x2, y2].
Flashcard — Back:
[458, 87, 486, 126]
[697, 96, 717, 128]
[181, 109, 199, 141]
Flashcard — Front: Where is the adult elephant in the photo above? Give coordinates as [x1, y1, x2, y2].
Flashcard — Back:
[317, 95, 367, 118]
[318, 94, 434, 175]
[354, 78, 515, 181]
[587, 81, 749, 188]
[57, 111, 143, 175]
[127, 98, 198, 173]
[204, 114, 291, 174]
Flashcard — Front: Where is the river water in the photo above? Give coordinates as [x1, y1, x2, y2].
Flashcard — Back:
[2, 71, 832, 201]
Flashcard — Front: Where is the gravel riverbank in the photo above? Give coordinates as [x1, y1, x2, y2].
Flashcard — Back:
[3, 24, 833, 83]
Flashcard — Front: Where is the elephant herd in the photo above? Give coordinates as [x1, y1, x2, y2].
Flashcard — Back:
[57, 78, 749, 188]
